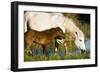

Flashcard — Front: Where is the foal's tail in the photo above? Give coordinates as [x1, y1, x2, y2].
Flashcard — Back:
[27, 21, 31, 31]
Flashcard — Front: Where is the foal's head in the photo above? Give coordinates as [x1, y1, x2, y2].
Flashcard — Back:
[51, 27, 65, 39]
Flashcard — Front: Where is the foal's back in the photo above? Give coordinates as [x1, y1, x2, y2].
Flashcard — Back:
[32, 27, 64, 44]
[24, 27, 64, 46]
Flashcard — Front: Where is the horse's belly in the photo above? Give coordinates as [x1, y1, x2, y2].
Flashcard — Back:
[25, 12, 65, 32]
[29, 17, 54, 31]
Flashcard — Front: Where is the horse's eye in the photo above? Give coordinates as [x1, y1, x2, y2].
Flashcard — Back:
[80, 40, 82, 41]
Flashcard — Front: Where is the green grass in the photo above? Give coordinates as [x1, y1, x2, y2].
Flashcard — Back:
[24, 49, 90, 62]
[64, 52, 90, 59]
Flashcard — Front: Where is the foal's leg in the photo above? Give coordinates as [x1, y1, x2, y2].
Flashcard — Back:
[25, 40, 33, 56]
[42, 45, 48, 56]
[55, 40, 59, 54]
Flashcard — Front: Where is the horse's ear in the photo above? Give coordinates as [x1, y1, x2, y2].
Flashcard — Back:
[72, 33, 76, 40]
[73, 36, 76, 40]
[73, 31, 79, 40]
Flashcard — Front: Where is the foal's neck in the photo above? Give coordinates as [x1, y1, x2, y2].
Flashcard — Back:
[51, 31, 59, 38]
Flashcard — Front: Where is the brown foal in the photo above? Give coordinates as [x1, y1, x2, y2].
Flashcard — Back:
[24, 26, 65, 56]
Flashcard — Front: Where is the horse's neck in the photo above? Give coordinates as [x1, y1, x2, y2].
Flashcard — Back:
[63, 18, 84, 39]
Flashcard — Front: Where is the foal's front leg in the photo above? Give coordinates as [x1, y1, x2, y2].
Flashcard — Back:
[55, 40, 59, 55]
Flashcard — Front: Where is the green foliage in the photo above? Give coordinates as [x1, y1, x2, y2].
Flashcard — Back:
[64, 33, 78, 51]
[24, 48, 90, 62]
[24, 55, 34, 61]
[48, 54, 61, 60]
[39, 55, 48, 61]
[64, 52, 90, 59]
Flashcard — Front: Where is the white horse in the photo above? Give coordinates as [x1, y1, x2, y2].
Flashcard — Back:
[24, 12, 86, 53]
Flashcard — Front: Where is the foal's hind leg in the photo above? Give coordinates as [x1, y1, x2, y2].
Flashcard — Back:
[25, 40, 33, 56]
[42, 45, 48, 56]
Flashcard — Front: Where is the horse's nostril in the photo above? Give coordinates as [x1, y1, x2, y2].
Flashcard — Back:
[81, 49, 87, 53]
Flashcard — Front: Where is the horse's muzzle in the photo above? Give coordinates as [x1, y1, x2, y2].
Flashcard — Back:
[80, 49, 87, 53]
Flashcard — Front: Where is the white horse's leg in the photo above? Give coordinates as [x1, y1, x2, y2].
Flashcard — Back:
[63, 43, 68, 55]
[54, 47, 58, 55]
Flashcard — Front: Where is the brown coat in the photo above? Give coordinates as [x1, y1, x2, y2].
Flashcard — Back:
[24, 27, 65, 55]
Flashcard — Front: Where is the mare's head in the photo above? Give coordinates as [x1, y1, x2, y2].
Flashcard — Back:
[73, 30, 87, 53]
[61, 17, 87, 53]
